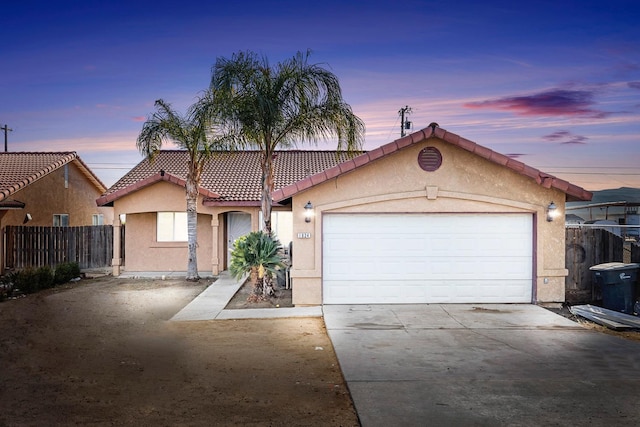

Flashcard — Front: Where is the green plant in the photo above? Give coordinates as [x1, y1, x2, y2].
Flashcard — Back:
[12, 268, 39, 294]
[8, 266, 57, 295]
[210, 50, 365, 234]
[0, 273, 15, 301]
[35, 266, 55, 290]
[229, 231, 285, 299]
[54, 262, 80, 285]
[137, 97, 229, 281]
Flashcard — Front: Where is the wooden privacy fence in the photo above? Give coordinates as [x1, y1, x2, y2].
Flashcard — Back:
[565, 227, 640, 304]
[3, 225, 118, 271]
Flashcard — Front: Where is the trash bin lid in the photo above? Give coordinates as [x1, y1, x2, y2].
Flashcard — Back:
[589, 262, 640, 271]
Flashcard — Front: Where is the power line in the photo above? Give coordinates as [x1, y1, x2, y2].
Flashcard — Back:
[87, 166, 135, 170]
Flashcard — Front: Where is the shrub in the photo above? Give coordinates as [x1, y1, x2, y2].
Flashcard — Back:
[0, 262, 80, 301]
[229, 231, 285, 298]
[35, 266, 55, 290]
[9, 266, 56, 294]
[12, 268, 39, 294]
[54, 262, 81, 285]
[0, 273, 16, 301]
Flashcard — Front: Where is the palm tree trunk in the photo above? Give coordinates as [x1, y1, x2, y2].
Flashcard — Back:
[260, 152, 275, 234]
[185, 178, 200, 281]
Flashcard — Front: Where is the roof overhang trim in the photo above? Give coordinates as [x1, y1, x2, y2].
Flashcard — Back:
[271, 126, 593, 203]
[0, 199, 26, 209]
[96, 171, 220, 206]
[202, 199, 285, 207]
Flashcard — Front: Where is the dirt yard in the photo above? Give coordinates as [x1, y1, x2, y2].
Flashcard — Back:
[0, 276, 359, 426]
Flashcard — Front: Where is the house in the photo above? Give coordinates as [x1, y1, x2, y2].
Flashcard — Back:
[0, 152, 114, 271]
[97, 125, 592, 305]
[96, 150, 353, 277]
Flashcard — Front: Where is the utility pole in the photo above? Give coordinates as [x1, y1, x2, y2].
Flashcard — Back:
[398, 106, 412, 137]
[1, 124, 12, 152]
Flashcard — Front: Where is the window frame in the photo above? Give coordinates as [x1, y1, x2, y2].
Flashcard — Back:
[53, 214, 69, 227]
[157, 211, 188, 242]
[92, 214, 104, 226]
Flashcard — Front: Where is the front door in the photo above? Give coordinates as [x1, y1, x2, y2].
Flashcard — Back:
[226, 212, 252, 269]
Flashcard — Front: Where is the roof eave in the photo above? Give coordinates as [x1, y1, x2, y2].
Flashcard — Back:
[272, 125, 593, 203]
[96, 171, 221, 206]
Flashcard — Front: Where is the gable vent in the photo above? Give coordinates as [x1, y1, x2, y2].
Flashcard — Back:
[417, 147, 442, 172]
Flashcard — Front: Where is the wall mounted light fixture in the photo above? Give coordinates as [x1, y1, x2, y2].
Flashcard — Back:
[304, 201, 313, 223]
[546, 201, 558, 222]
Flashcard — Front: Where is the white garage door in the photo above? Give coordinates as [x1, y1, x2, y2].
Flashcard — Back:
[323, 213, 533, 304]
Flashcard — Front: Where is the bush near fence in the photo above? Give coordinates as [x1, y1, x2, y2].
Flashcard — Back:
[0, 261, 81, 301]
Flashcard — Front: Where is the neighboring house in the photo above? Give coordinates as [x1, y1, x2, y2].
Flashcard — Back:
[97, 125, 592, 306]
[0, 152, 114, 271]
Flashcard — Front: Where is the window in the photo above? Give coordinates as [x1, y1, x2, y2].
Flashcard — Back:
[92, 214, 104, 225]
[157, 212, 188, 242]
[53, 214, 69, 227]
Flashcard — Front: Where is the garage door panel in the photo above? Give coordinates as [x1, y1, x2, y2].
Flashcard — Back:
[327, 257, 532, 281]
[402, 257, 531, 279]
[324, 280, 531, 304]
[323, 214, 533, 304]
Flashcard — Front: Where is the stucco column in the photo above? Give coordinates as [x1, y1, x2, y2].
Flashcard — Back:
[112, 217, 122, 276]
[211, 216, 219, 275]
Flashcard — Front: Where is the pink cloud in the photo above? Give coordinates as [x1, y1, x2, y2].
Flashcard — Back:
[543, 130, 588, 145]
[132, 116, 146, 122]
[464, 89, 608, 118]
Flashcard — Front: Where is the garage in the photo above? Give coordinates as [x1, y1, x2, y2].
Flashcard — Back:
[322, 213, 533, 304]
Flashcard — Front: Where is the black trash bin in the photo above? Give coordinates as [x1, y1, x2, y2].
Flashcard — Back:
[589, 262, 640, 314]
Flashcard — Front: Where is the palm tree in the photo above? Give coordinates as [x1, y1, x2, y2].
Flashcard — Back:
[209, 50, 365, 233]
[137, 97, 222, 281]
[229, 231, 285, 299]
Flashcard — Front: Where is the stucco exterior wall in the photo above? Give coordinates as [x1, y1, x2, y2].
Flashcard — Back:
[0, 162, 113, 227]
[110, 181, 261, 275]
[288, 138, 567, 305]
[123, 211, 213, 273]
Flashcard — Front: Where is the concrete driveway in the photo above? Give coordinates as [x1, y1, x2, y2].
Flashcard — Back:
[324, 304, 640, 426]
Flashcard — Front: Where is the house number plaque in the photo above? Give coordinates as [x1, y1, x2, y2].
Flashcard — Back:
[297, 232, 311, 239]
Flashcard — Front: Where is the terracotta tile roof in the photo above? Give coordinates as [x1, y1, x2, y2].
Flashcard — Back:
[272, 126, 593, 203]
[100, 125, 592, 207]
[97, 150, 353, 206]
[0, 152, 106, 203]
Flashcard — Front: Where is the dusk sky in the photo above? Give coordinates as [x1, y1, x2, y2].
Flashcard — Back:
[2, 0, 639, 191]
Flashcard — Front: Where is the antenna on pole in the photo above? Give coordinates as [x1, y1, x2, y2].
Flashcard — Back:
[398, 106, 412, 137]
[1, 124, 12, 152]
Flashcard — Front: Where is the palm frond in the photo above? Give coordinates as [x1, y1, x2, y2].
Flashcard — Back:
[210, 50, 365, 232]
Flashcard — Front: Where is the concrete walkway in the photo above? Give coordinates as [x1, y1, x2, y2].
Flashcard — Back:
[170, 271, 322, 321]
